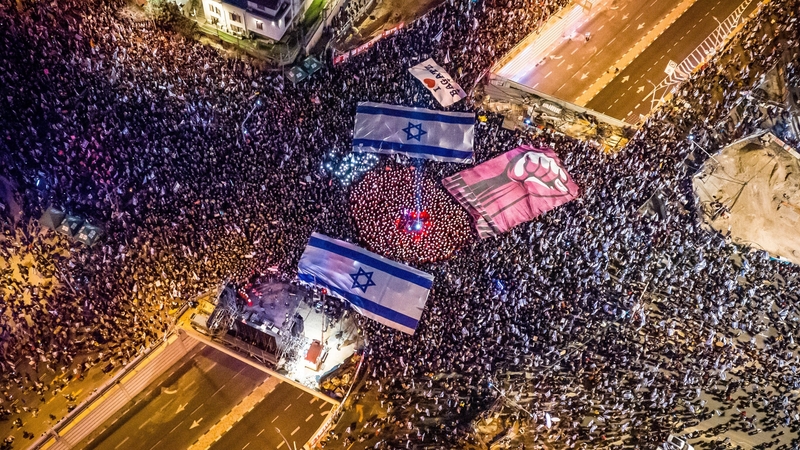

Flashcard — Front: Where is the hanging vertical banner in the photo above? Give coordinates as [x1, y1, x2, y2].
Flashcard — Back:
[408, 58, 467, 107]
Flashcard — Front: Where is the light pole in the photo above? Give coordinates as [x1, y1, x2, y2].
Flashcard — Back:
[487, 376, 535, 420]
[687, 133, 721, 166]
[241, 97, 262, 139]
[275, 427, 295, 450]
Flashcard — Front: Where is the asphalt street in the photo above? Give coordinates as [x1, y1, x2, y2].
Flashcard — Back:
[505, 0, 682, 102]
[79, 343, 268, 450]
[586, 0, 759, 122]
[207, 382, 332, 450]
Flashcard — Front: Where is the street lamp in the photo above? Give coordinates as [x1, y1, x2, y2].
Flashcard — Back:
[487, 377, 535, 420]
[687, 133, 721, 166]
[275, 427, 295, 450]
[241, 97, 262, 139]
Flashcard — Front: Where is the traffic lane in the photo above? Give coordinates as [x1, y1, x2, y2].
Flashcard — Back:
[587, 0, 758, 122]
[208, 383, 331, 450]
[523, 0, 680, 102]
[146, 354, 268, 450]
[92, 346, 267, 450]
[86, 345, 267, 450]
[585, 0, 732, 120]
[79, 343, 207, 450]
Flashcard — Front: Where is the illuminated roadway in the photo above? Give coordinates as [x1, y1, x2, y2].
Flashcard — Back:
[495, 0, 759, 124]
[77, 341, 332, 450]
[79, 344, 267, 450]
[586, 0, 759, 122]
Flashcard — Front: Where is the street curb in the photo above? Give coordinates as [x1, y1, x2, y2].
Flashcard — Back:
[32, 330, 198, 450]
[180, 324, 340, 406]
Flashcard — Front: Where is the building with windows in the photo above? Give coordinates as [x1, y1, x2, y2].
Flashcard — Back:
[201, 0, 307, 41]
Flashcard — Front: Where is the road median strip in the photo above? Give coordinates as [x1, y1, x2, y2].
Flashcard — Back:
[187, 377, 281, 450]
[574, 0, 700, 106]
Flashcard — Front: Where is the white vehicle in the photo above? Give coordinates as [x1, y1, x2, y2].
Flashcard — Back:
[189, 312, 211, 335]
[665, 435, 695, 450]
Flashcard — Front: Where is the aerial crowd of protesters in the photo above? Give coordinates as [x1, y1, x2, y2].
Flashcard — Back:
[1, 0, 800, 448]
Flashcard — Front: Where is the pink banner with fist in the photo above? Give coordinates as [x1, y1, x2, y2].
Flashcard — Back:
[443, 145, 579, 239]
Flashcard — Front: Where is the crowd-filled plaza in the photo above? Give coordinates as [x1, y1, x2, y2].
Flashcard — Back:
[1, 0, 800, 448]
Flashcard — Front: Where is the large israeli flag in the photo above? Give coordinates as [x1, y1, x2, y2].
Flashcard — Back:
[353, 102, 474, 163]
[298, 233, 434, 335]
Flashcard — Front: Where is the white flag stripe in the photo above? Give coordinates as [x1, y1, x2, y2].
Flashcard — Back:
[297, 233, 433, 334]
[353, 102, 474, 163]
[408, 58, 467, 107]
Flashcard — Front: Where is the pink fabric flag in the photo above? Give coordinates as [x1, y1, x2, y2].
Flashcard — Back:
[443, 145, 579, 239]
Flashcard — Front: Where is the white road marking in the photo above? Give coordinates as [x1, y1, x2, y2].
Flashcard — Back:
[191, 403, 204, 415]
[169, 420, 185, 434]
[305, 414, 314, 422]
[290, 426, 300, 436]
[158, 399, 175, 412]
[148, 440, 162, 450]
[138, 417, 153, 429]
[318, 402, 327, 409]
[309, 397, 317, 404]
[242, 443, 250, 450]
[277, 442, 285, 449]
[257, 429, 265, 436]
[211, 385, 226, 397]
[296, 392, 304, 400]
[115, 437, 130, 449]
[283, 403, 292, 411]
[544, 71, 552, 78]
[272, 416, 280, 423]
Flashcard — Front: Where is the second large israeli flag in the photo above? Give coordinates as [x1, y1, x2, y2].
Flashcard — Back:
[353, 102, 474, 163]
[298, 233, 434, 335]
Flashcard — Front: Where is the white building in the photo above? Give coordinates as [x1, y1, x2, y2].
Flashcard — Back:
[202, 0, 312, 41]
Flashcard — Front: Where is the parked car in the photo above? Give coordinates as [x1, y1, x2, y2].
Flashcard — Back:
[665, 435, 695, 450]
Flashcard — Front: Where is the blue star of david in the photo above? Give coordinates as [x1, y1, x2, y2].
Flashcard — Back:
[402, 122, 427, 141]
[350, 267, 376, 293]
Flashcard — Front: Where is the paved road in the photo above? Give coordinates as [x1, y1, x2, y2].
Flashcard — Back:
[80, 343, 268, 450]
[208, 382, 332, 450]
[501, 0, 682, 102]
[586, 0, 758, 122]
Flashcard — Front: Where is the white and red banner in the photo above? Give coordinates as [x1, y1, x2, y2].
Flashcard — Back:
[408, 58, 467, 107]
[443, 145, 579, 239]
[333, 23, 405, 65]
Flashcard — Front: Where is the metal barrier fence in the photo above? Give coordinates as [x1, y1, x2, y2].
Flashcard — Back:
[305, 349, 369, 448]
[647, 0, 756, 111]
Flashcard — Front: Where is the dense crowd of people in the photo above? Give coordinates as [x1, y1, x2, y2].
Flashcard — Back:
[330, 0, 374, 38]
[350, 163, 472, 263]
[0, 0, 799, 448]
